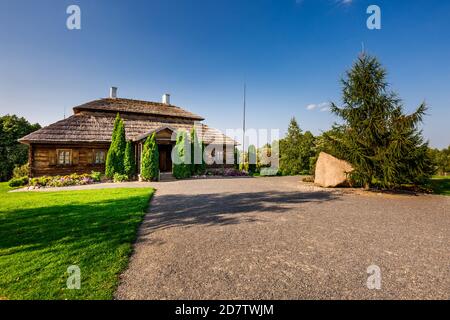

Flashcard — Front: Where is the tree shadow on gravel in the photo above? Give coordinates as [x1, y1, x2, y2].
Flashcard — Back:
[139, 190, 339, 235]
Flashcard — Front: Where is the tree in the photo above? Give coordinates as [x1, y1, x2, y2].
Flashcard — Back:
[140, 132, 159, 181]
[0, 115, 41, 181]
[105, 114, 127, 178]
[279, 117, 304, 175]
[172, 131, 191, 179]
[324, 53, 434, 189]
[124, 140, 136, 178]
[248, 145, 257, 174]
[429, 146, 450, 176]
[190, 128, 204, 175]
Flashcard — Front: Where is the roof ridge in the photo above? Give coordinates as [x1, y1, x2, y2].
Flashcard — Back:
[72, 97, 205, 120]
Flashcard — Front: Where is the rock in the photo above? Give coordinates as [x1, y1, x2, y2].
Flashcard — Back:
[314, 152, 354, 188]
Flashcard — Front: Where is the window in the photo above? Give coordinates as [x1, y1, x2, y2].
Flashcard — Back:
[57, 149, 72, 165]
[94, 150, 106, 164]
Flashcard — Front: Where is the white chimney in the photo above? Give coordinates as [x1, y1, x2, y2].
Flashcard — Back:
[110, 87, 118, 99]
[162, 93, 170, 105]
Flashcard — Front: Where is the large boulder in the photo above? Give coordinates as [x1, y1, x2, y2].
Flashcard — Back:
[314, 152, 354, 188]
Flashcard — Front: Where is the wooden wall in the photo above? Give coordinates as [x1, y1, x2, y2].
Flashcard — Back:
[30, 143, 110, 177]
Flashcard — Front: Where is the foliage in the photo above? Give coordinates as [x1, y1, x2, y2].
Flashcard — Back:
[0, 183, 154, 299]
[260, 168, 278, 176]
[248, 145, 257, 174]
[13, 164, 29, 178]
[428, 146, 450, 176]
[29, 173, 98, 187]
[190, 128, 205, 175]
[0, 115, 41, 181]
[172, 131, 191, 179]
[8, 176, 29, 188]
[113, 173, 129, 183]
[105, 114, 127, 178]
[323, 54, 434, 189]
[234, 148, 240, 170]
[427, 176, 450, 196]
[124, 141, 136, 178]
[279, 118, 316, 175]
[140, 133, 159, 181]
[90, 171, 102, 182]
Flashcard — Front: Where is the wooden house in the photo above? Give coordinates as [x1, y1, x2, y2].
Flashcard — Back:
[19, 89, 237, 177]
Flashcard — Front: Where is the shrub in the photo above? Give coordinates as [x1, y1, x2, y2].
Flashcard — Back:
[90, 171, 102, 182]
[260, 168, 279, 176]
[113, 173, 128, 183]
[13, 164, 29, 178]
[141, 133, 159, 181]
[124, 141, 136, 178]
[105, 114, 127, 178]
[248, 145, 257, 174]
[8, 176, 29, 187]
[173, 131, 191, 179]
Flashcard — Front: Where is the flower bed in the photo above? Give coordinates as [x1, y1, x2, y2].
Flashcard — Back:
[27, 172, 102, 188]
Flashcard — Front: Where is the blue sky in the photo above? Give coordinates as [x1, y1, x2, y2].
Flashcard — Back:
[0, 0, 449, 148]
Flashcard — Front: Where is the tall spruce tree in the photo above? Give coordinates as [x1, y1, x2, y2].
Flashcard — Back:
[325, 53, 433, 189]
[105, 114, 126, 178]
[140, 133, 159, 181]
[279, 117, 303, 175]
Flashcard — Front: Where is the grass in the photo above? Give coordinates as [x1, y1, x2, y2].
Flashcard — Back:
[428, 176, 450, 196]
[0, 183, 154, 300]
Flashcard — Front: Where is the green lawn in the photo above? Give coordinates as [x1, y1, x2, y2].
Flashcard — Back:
[0, 183, 154, 300]
[428, 176, 450, 196]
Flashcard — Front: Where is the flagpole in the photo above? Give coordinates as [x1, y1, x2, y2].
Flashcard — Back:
[242, 83, 246, 154]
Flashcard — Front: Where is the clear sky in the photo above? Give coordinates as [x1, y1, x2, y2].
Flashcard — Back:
[0, 0, 449, 148]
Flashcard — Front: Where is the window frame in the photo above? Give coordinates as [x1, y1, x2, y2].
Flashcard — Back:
[57, 149, 72, 166]
[93, 149, 106, 165]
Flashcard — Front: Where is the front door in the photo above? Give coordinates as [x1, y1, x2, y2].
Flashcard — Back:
[158, 144, 173, 172]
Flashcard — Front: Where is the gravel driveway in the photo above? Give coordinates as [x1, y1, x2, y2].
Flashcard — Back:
[115, 176, 449, 300]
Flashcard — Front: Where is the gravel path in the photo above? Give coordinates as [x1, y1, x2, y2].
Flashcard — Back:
[115, 176, 449, 300]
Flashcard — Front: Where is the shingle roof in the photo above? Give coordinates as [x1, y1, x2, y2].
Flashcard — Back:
[19, 112, 237, 145]
[73, 98, 205, 121]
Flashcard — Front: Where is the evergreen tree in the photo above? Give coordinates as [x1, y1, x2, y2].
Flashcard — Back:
[140, 133, 159, 181]
[105, 114, 127, 178]
[105, 114, 121, 178]
[279, 117, 303, 175]
[324, 53, 434, 189]
[124, 140, 136, 178]
[190, 128, 204, 175]
[248, 145, 257, 174]
[173, 131, 191, 179]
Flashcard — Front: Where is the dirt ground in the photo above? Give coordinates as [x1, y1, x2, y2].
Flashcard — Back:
[115, 176, 449, 300]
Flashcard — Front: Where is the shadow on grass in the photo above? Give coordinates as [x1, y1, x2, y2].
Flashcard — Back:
[139, 190, 339, 236]
[0, 195, 150, 254]
[429, 178, 450, 196]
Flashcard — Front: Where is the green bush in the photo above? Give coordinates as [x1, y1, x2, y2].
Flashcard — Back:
[113, 173, 129, 183]
[260, 168, 279, 176]
[8, 176, 29, 187]
[90, 171, 102, 182]
[140, 133, 159, 181]
[248, 145, 257, 174]
[173, 131, 191, 179]
[13, 164, 29, 178]
[105, 114, 127, 178]
[29, 174, 95, 187]
[124, 141, 136, 178]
